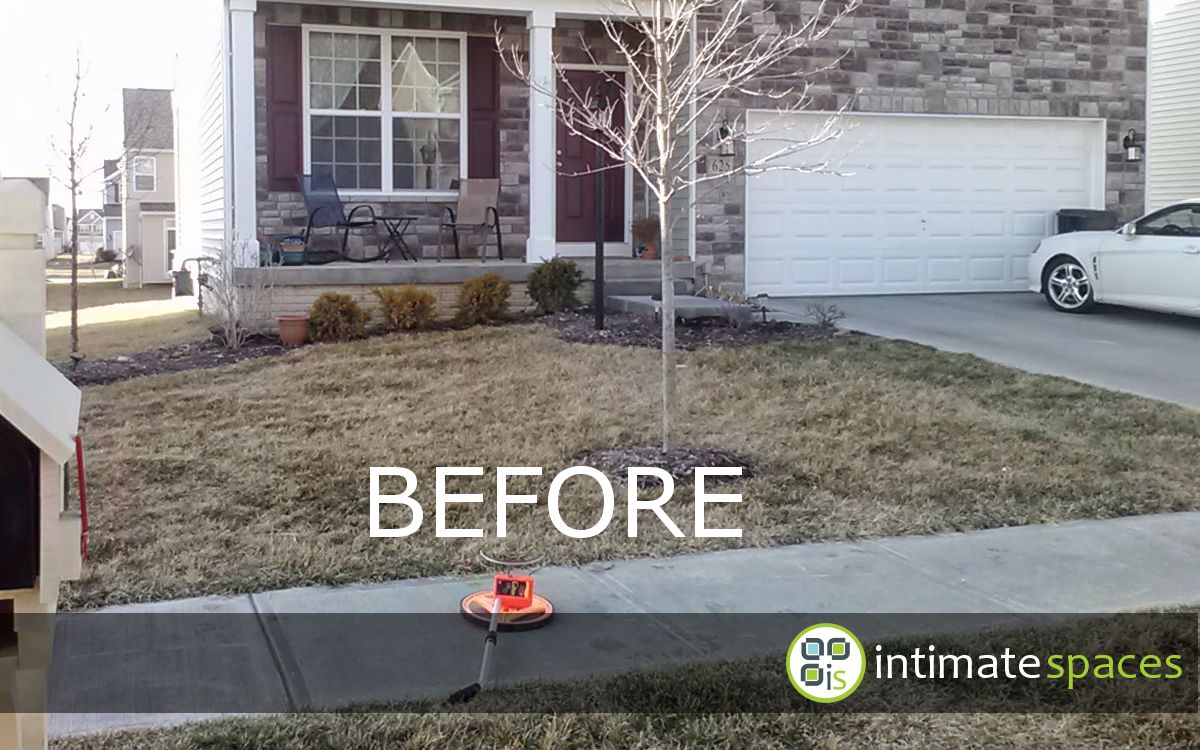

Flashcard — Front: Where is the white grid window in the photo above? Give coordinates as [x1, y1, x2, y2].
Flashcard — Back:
[305, 28, 466, 194]
[131, 156, 156, 192]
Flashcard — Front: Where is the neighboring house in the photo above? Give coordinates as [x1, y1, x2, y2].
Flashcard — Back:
[74, 209, 104, 255]
[179, 0, 1145, 300]
[120, 88, 178, 289]
[101, 158, 124, 255]
[1146, 0, 1200, 211]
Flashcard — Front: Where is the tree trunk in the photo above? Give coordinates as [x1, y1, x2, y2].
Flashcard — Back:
[653, 0, 676, 452]
[658, 201, 676, 451]
[69, 173, 80, 363]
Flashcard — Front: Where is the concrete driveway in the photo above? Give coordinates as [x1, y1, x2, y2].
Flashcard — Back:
[770, 293, 1200, 408]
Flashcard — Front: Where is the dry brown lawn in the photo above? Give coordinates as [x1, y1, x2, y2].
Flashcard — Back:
[62, 324, 1200, 609]
[43, 255, 209, 361]
[52, 712, 1200, 750]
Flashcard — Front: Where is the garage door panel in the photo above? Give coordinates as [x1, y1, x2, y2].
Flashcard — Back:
[745, 112, 1104, 296]
[882, 258, 920, 284]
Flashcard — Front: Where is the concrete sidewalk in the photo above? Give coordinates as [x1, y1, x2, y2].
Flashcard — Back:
[48, 511, 1200, 738]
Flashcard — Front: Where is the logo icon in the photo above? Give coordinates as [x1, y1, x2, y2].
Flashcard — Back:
[786, 622, 866, 703]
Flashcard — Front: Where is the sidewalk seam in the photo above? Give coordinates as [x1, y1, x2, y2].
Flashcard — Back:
[249, 593, 314, 711]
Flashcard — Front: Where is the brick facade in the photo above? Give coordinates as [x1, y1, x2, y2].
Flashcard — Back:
[694, 0, 1148, 288]
[252, 0, 1147, 291]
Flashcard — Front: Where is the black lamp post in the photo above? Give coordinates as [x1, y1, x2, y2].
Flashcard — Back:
[592, 92, 608, 330]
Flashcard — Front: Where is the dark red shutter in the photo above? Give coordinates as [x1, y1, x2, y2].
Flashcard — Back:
[266, 25, 303, 192]
[466, 36, 500, 179]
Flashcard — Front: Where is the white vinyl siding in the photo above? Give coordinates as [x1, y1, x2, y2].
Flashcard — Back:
[199, 39, 229, 260]
[1147, 0, 1200, 210]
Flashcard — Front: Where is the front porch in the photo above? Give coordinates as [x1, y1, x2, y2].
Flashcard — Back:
[233, 0, 673, 269]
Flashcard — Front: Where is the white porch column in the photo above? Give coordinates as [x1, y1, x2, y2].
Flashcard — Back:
[525, 10, 556, 263]
[229, 0, 260, 266]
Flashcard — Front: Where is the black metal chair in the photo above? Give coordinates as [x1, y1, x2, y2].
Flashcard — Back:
[297, 173, 384, 263]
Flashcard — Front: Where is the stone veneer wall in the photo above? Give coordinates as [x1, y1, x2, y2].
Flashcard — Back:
[693, 0, 1148, 291]
[249, 280, 538, 329]
[254, 4, 644, 260]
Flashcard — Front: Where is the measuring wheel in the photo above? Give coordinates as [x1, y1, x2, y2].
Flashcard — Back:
[459, 552, 554, 631]
[449, 552, 554, 704]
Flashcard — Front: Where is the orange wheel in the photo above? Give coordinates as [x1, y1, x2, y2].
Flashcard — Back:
[460, 590, 555, 631]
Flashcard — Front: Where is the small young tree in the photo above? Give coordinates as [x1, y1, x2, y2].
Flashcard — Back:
[500, 0, 859, 449]
[49, 48, 152, 365]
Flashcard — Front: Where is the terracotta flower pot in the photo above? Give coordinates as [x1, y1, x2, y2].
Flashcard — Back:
[642, 243, 659, 260]
[278, 315, 309, 346]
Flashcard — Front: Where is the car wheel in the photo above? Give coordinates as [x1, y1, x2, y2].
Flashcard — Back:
[1043, 258, 1095, 313]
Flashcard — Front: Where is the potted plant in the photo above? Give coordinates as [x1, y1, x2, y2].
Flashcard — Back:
[632, 216, 660, 260]
[278, 314, 308, 346]
[278, 235, 307, 266]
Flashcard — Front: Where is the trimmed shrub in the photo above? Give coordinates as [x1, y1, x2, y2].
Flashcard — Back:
[373, 286, 438, 331]
[308, 292, 370, 342]
[527, 258, 584, 314]
[455, 272, 511, 326]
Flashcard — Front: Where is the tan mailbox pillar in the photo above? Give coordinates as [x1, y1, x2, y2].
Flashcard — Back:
[0, 178, 84, 750]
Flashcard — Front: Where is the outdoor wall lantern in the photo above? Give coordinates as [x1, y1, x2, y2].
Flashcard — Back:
[715, 119, 736, 158]
[1122, 129, 1143, 163]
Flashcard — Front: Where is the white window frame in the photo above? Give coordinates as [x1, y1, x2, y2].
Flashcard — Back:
[302, 24, 469, 199]
[131, 156, 157, 193]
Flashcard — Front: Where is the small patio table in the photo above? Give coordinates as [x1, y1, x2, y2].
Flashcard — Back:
[378, 215, 421, 262]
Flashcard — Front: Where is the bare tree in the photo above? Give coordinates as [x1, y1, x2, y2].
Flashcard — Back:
[500, 0, 858, 449]
[49, 48, 152, 365]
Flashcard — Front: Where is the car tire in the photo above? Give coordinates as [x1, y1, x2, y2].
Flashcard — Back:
[1043, 257, 1096, 314]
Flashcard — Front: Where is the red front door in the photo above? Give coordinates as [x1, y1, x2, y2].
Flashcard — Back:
[556, 70, 625, 244]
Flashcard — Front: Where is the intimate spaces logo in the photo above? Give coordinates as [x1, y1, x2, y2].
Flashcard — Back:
[786, 622, 866, 703]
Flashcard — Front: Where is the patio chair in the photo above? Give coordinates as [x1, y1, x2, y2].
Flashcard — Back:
[297, 173, 383, 263]
[439, 178, 503, 262]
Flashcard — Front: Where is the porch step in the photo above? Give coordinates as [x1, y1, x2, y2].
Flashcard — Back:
[604, 294, 754, 323]
[603, 279, 692, 296]
[578, 259, 695, 283]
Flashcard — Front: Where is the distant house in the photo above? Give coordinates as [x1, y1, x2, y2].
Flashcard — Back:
[119, 88, 178, 289]
[101, 158, 123, 256]
[74, 209, 104, 255]
[1147, 0, 1200, 210]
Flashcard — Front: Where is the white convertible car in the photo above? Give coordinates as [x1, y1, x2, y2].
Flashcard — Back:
[1029, 200, 1200, 315]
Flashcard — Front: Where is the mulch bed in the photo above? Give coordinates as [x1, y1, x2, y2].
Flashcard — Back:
[539, 311, 835, 350]
[59, 336, 291, 387]
[580, 446, 755, 487]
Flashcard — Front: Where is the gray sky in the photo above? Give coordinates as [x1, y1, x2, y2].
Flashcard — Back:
[0, 0, 206, 210]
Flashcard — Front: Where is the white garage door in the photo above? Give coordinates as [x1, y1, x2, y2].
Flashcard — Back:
[744, 112, 1106, 296]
